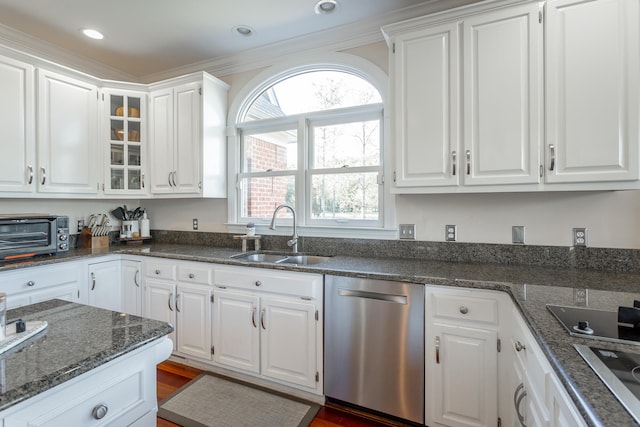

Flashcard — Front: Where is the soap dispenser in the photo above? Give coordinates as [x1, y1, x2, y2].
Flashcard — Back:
[140, 212, 150, 238]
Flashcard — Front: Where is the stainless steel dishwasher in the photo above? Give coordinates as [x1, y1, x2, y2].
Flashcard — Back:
[324, 275, 424, 424]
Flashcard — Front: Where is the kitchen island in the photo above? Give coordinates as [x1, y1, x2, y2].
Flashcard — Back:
[0, 299, 173, 426]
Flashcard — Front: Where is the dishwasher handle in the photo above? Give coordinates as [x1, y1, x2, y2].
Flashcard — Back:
[338, 288, 407, 304]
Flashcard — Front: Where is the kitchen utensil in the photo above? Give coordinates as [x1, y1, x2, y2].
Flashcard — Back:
[110, 207, 125, 221]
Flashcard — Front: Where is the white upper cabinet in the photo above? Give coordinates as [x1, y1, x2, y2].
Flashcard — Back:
[149, 72, 228, 198]
[385, 1, 542, 192]
[391, 22, 460, 187]
[37, 69, 99, 194]
[384, 0, 640, 193]
[102, 88, 148, 196]
[0, 55, 35, 193]
[545, 0, 640, 183]
[462, 3, 542, 186]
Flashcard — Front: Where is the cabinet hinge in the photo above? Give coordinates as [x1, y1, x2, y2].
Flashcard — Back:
[498, 417, 502, 427]
[211, 346, 215, 355]
[77, 290, 80, 298]
[497, 338, 501, 353]
[211, 294, 214, 303]
[199, 87, 202, 96]
[315, 371, 319, 382]
[393, 171, 397, 183]
[392, 42, 396, 54]
[538, 9, 543, 24]
[315, 310, 319, 321]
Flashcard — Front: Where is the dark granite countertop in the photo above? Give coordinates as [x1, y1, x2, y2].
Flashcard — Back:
[1, 243, 640, 425]
[0, 299, 173, 412]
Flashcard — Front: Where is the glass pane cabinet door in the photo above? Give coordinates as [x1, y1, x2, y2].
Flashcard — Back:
[108, 93, 144, 193]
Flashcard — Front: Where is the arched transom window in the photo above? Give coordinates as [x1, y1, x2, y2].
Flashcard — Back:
[234, 67, 385, 230]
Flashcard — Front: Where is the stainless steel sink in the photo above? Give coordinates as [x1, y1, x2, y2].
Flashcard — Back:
[230, 252, 330, 265]
[275, 255, 330, 265]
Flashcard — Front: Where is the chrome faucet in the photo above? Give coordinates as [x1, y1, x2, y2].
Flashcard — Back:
[269, 204, 298, 253]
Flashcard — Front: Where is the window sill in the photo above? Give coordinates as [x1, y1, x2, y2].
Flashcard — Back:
[226, 224, 398, 240]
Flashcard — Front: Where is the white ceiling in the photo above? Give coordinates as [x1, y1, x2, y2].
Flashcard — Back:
[0, 0, 483, 81]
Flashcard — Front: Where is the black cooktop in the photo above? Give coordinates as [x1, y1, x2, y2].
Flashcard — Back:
[547, 304, 640, 346]
[575, 345, 640, 424]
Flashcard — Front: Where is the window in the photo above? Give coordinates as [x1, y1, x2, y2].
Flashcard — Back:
[229, 55, 392, 236]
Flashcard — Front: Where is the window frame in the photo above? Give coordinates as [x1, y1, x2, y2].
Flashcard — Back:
[227, 52, 396, 239]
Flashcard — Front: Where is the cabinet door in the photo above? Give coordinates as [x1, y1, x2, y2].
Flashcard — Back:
[260, 297, 317, 389]
[392, 22, 459, 188]
[0, 55, 35, 193]
[122, 260, 142, 316]
[462, 2, 542, 186]
[174, 82, 201, 194]
[103, 89, 147, 195]
[88, 261, 122, 312]
[429, 322, 498, 427]
[144, 279, 176, 349]
[36, 69, 98, 194]
[546, 0, 640, 183]
[149, 88, 174, 194]
[211, 290, 259, 373]
[176, 283, 212, 360]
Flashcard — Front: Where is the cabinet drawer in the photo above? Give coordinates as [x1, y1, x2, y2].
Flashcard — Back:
[144, 261, 176, 280]
[2, 264, 80, 294]
[432, 293, 498, 324]
[214, 266, 322, 299]
[177, 264, 212, 285]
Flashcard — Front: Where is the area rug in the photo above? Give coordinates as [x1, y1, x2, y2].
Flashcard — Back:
[158, 372, 320, 427]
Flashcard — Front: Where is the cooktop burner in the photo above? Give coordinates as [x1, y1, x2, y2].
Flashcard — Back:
[575, 344, 640, 424]
[547, 304, 640, 346]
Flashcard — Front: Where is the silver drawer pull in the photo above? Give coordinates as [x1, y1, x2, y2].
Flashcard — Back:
[459, 306, 468, 314]
[260, 308, 266, 329]
[255, 280, 262, 287]
[515, 340, 526, 352]
[27, 280, 35, 287]
[27, 165, 33, 185]
[465, 150, 471, 175]
[252, 306, 257, 328]
[435, 336, 440, 364]
[92, 404, 108, 420]
[549, 144, 556, 171]
[452, 151, 457, 176]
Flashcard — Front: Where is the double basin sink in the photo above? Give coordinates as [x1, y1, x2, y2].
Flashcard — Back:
[231, 252, 330, 266]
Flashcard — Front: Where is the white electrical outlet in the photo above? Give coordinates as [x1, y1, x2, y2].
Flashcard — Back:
[512, 226, 525, 244]
[573, 228, 587, 246]
[399, 224, 416, 240]
[193, 218, 199, 230]
[445, 225, 457, 242]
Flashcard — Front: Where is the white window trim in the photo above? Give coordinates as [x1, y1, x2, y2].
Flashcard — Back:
[226, 52, 396, 240]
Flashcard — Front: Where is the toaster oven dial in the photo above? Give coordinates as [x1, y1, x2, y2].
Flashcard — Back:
[59, 243, 68, 250]
[59, 234, 68, 241]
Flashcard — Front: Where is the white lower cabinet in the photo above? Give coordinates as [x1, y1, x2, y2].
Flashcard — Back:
[425, 286, 502, 427]
[502, 306, 586, 427]
[2, 261, 82, 309]
[212, 265, 323, 394]
[87, 259, 122, 312]
[1, 336, 171, 427]
[121, 258, 142, 316]
[143, 260, 213, 360]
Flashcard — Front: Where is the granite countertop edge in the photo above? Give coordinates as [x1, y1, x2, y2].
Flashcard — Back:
[3, 244, 640, 425]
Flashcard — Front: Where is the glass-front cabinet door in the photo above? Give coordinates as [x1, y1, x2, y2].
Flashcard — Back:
[103, 89, 147, 195]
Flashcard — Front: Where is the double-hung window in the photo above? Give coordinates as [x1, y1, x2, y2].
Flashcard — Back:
[234, 69, 384, 230]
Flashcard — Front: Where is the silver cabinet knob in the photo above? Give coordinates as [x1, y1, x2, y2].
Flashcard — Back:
[92, 404, 108, 420]
[155, 269, 161, 275]
[189, 273, 195, 279]
[459, 306, 468, 314]
[515, 341, 526, 352]
[27, 280, 35, 287]
[255, 280, 262, 287]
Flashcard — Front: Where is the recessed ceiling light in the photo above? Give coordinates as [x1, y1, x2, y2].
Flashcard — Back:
[81, 28, 104, 40]
[314, 0, 338, 14]
[233, 25, 254, 37]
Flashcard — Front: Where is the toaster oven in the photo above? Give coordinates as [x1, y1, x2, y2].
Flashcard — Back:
[0, 215, 69, 261]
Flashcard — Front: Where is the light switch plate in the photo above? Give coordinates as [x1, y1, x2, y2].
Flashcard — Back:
[512, 226, 525, 244]
[399, 224, 416, 240]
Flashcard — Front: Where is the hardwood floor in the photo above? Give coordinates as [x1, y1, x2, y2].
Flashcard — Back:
[156, 361, 398, 427]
